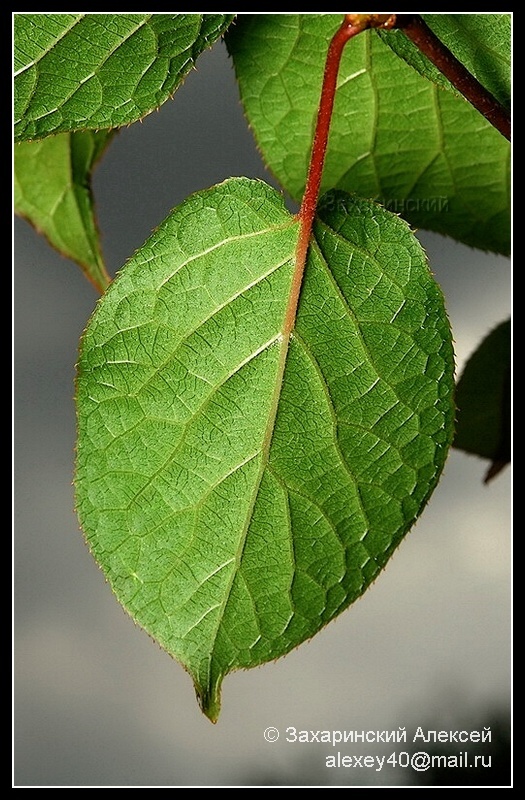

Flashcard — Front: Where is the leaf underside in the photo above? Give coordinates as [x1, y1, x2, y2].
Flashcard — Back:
[75, 178, 455, 721]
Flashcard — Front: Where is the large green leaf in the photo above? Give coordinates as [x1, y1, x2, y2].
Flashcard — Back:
[226, 14, 510, 255]
[75, 178, 455, 721]
[380, 14, 511, 110]
[14, 13, 235, 142]
[14, 130, 114, 292]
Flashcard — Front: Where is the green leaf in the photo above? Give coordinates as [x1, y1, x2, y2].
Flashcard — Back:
[454, 318, 510, 482]
[14, 13, 235, 142]
[226, 14, 510, 255]
[379, 14, 511, 111]
[421, 14, 511, 111]
[75, 178, 455, 721]
[14, 130, 114, 292]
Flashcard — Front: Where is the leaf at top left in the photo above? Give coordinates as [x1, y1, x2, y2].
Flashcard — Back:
[14, 13, 235, 142]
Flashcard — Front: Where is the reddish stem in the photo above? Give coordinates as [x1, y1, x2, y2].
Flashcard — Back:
[284, 16, 367, 336]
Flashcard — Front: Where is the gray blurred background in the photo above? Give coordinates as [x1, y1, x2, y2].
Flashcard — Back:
[14, 37, 511, 787]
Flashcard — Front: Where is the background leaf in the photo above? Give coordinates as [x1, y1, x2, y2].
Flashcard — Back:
[75, 178, 455, 721]
[454, 318, 511, 482]
[14, 13, 235, 142]
[14, 130, 114, 292]
[226, 14, 510, 255]
[379, 14, 511, 110]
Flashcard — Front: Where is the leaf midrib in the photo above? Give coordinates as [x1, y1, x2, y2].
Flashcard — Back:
[205, 328, 292, 678]
[203, 211, 310, 681]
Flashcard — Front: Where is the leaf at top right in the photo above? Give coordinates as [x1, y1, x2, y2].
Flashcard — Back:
[226, 14, 510, 256]
[379, 14, 511, 111]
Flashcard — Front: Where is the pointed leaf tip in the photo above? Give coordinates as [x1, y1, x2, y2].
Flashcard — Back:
[196, 681, 222, 724]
